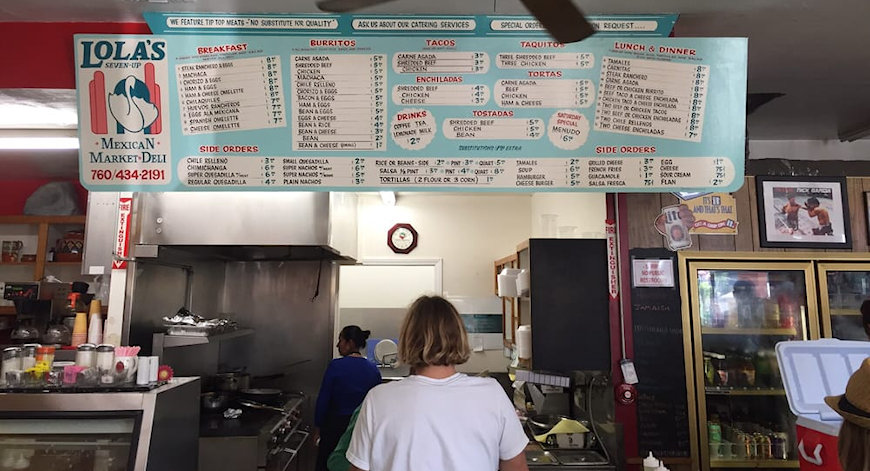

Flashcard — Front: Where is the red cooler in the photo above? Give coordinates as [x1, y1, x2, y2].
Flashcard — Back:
[777, 339, 870, 471]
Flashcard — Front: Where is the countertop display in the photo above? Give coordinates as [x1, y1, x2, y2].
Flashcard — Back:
[74, 13, 746, 193]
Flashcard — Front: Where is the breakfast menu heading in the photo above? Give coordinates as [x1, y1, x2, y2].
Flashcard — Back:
[74, 13, 747, 192]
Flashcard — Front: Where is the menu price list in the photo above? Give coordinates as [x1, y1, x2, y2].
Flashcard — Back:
[442, 118, 543, 140]
[292, 54, 387, 151]
[594, 57, 709, 142]
[392, 84, 490, 106]
[392, 52, 489, 74]
[176, 156, 734, 189]
[496, 79, 594, 108]
[176, 56, 286, 136]
[496, 52, 594, 70]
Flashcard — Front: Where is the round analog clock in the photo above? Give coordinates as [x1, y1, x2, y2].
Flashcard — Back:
[387, 223, 418, 254]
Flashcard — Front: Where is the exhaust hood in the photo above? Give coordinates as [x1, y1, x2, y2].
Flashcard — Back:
[84, 192, 358, 271]
[134, 192, 358, 262]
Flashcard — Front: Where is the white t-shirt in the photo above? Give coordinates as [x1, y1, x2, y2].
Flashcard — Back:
[346, 373, 529, 471]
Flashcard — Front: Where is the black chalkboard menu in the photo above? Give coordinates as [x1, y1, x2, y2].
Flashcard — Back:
[631, 248, 691, 458]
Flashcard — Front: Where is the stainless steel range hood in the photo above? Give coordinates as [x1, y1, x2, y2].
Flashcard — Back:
[136, 192, 358, 262]
[83, 192, 358, 272]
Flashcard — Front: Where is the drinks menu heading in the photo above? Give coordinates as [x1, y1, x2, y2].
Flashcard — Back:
[74, 13, 747, 192]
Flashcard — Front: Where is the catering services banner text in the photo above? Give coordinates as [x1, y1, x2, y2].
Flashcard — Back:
[74, 14, 746, 192]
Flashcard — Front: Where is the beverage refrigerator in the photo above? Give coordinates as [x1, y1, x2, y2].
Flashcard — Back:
[816, 262, 870, 340]
[680, 257, 821, 471]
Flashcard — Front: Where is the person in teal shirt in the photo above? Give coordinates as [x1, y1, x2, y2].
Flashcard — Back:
[327, 406, 360, 471]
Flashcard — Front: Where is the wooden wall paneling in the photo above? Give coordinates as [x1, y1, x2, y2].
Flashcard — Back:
[748, 176, 783, 252]
[661, 194, 700, 251]
[846, 177, 868, 252]
[698, 234, 736, 251]
[733, 178, 755, 251]
[626, 193, 665, 248]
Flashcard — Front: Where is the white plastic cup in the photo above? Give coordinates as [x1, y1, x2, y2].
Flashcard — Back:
[148, 356, 159, 382]
[136, 356, 150, 385]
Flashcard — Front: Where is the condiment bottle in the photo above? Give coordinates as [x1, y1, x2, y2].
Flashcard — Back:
[75, 343, 96, 368]
[1, 347, 22, 385]
[35, 346, 55, 369]
[643, 451, 659, 471]
[20, 344, 39, 370]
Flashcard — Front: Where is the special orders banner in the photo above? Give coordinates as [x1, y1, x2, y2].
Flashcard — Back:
[74, 14, 746, 193]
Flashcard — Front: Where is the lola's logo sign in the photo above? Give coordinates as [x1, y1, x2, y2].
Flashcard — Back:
[79, 40, 166, 69]
[81, 40, 166, 136]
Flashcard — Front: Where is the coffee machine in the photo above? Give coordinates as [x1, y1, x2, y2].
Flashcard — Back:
[2, 281, 88, 345]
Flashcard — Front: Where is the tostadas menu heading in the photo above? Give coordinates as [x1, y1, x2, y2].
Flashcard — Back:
[74, 13, 747, 192]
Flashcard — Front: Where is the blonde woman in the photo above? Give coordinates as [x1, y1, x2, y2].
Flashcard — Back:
[346, 295, 529, 471]
[825, 357, 870, 471]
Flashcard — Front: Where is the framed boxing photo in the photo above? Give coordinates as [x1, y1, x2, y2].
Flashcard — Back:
[756, 176, 851, 249]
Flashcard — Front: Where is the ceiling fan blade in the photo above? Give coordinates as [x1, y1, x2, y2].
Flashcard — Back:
[519, 0, 595, 44]
[316, 0, 398, 12]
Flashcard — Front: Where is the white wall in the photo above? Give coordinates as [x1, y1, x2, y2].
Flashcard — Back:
[350, 192, 608, 373]
[530, 193, 607, 238]
[356, 193, 533, 296]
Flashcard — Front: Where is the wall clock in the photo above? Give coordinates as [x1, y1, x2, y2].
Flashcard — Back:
[387, 223, 418, 254]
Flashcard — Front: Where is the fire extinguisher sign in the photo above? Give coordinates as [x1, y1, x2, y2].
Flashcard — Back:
[113, 197, 133, 270]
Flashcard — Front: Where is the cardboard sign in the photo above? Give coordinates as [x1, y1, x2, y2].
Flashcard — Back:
[632, 259, 675, 288]
[681, 192, 737, 234]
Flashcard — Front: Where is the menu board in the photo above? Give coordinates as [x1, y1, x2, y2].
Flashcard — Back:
[630, 248, 691, 458]
[74, 14, 746, 192]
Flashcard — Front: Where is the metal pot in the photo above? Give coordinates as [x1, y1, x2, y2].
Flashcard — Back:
[201, 392, 230, 411]
[213, 371, 251, 392]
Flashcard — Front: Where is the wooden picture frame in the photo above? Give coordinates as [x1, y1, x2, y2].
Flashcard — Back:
[756, 176, 851, 249]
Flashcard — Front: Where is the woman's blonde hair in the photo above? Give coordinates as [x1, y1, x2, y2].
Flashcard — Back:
[839, 420, 870, 471]
[398, 295, 470, 369]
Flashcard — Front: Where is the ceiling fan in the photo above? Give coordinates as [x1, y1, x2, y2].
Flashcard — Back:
[315, 0, 596, 43]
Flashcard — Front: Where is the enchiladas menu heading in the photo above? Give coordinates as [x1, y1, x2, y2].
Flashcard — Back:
[74, 14, 747, 192]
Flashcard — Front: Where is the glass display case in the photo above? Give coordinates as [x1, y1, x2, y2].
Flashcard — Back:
[0, 378, 199, 471]
[686, 261, 819, 471]
[818, 263, 870, 341]
[0, 414, 140, 470]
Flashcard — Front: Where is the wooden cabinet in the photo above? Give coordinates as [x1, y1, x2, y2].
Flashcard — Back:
[0, 215, 87, 315]
[496, 238, 611, 372]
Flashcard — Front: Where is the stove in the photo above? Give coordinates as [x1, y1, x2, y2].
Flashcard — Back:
[199, 393, 308, 471]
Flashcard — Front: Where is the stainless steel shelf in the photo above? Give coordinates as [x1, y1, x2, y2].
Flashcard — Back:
[153, 329, 254, 353]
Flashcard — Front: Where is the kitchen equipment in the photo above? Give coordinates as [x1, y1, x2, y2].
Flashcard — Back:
[201, 392, 230, 411]
[115, 355, 138, 383]
[374, 339, 398, 366]
[200, 392, 308, 471]
[238, 399, 287, 413]
[240, 388, 283, 401]
[42, 322, 71, 346]
[214, 371, 251, 392]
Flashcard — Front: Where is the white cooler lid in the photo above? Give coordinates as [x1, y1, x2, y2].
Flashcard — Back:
[776, 339, 870, 422]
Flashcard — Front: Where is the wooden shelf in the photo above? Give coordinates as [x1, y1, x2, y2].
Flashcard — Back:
[0, 262, 36, 267]
[0, 306, 16, 316]
[0, 215, 85, 225]
[706, 387, 786, 396]
[830, 308, 861, 316]
[710, 459, 799, 468]
[702, 327, 798, 336]
[46, 261, 83, 266]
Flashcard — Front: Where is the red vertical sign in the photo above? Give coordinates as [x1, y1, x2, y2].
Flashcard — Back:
[112, 197, 133, 269]
[606, 219, 618, 300]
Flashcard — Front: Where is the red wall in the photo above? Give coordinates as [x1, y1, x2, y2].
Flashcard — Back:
[0, 22, 148, 215]
[0, 180, 88, 216]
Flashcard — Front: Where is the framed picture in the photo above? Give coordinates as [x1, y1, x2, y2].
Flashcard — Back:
[866, 192, 870, 240]
[756, 176, 851, 249]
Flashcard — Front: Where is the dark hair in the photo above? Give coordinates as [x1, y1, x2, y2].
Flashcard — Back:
[862, 300, 870, 326]
[806, 197, 820, 206]
[340, 325, 371, 351]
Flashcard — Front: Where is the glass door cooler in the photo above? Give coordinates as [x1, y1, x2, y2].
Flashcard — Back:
[817, 262, 870, 341]
[685, 261, 819, 471]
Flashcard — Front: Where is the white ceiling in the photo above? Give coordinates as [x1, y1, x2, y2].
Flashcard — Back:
[1, 0, 869, 179]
